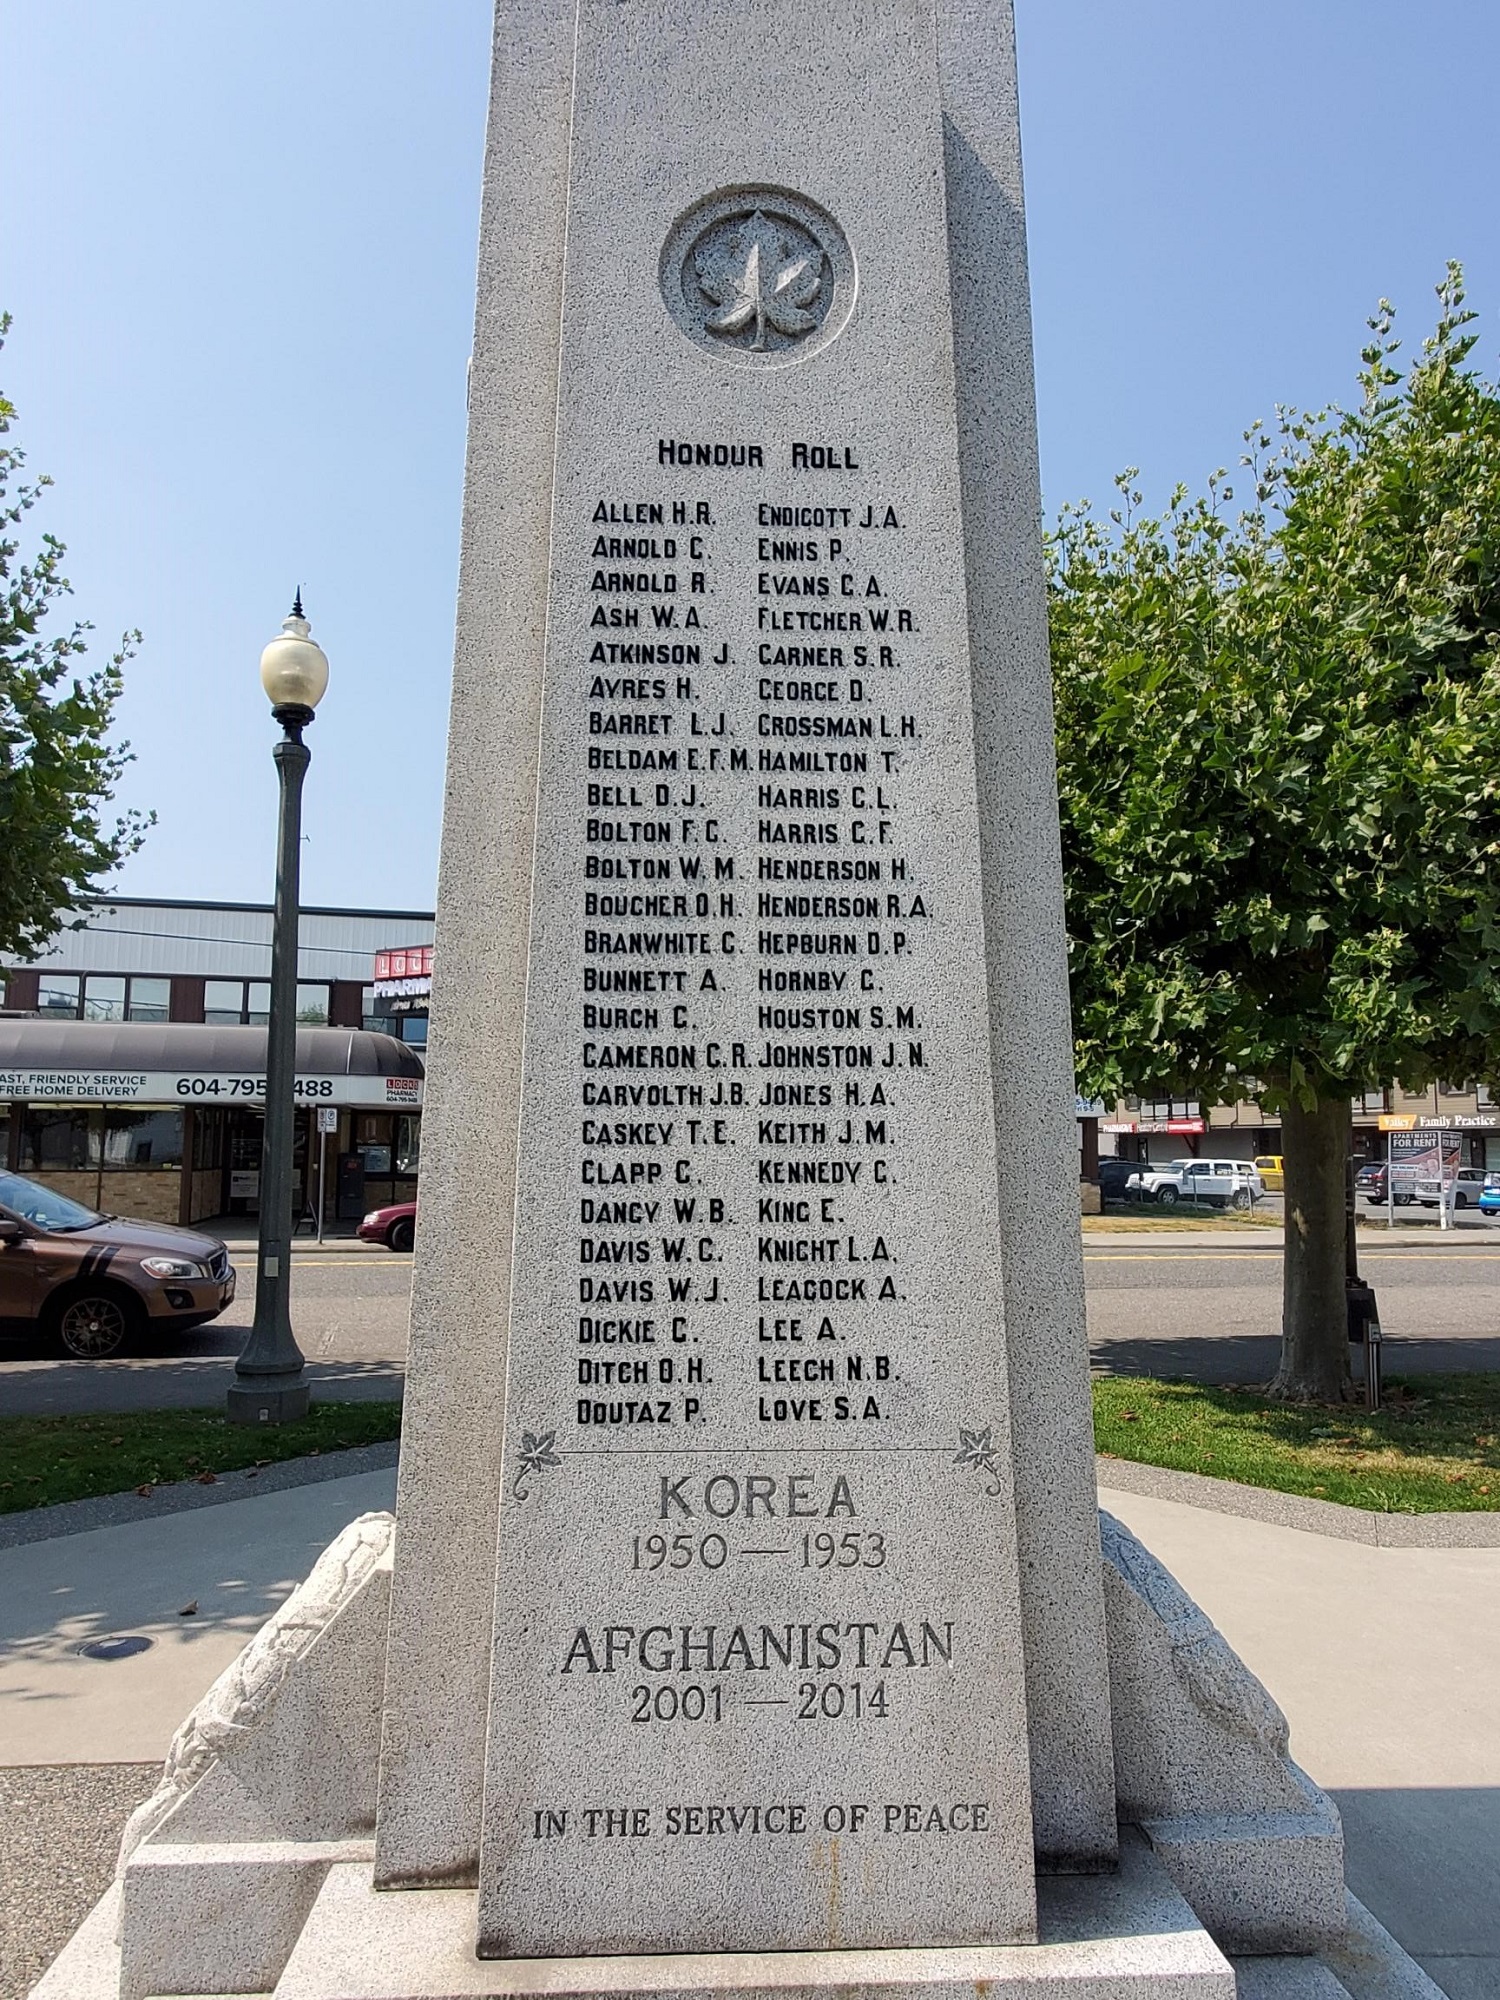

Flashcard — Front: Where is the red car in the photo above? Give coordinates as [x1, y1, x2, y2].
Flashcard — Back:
[358, 1201, 416, 1252]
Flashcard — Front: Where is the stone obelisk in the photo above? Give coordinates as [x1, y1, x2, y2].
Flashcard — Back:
[376, 0, 1117, 1910]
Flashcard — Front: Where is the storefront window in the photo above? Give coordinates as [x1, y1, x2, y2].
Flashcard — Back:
[395, 1115, 421, 1176]
[20, 1108, 92, 1171]
[205, 979, 274, 1025]
[82, 976, 128, 1022]
[400, 1014, 428, 1047]
[37, 974, 82, 1017]
[355, 1113, 393, 1178]
[204, 979, 245, 1025]
[127, 977, 172, 1023]
[296, 983, 330, 1025]
[96, 1108, 184, 1170]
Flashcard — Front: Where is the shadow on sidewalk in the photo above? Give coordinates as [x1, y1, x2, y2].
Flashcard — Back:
[1091, 1333, 1500, 1384]
[0, 1356, 404, 1416]
[1332, 1786, 1500, 2000]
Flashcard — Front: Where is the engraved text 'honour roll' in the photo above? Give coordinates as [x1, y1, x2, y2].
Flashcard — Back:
[660, 186, 856, 368]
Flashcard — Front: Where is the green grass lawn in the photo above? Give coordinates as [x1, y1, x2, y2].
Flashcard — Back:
[0, 1401, 403, 1515]
[1094, 1373, 1500, 1513]
[1085, 1207, 1281, 1231]
[5, 1380, 1494, 1519]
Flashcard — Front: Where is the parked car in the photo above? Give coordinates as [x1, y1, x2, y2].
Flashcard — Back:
[1354, 1161, 1415, 1206]
[1096, 1158, 1143, 1201]
[0, 1170, 235, 1358]
[1126, 1159, 1264, 1209]
[1253, 1154, 1284, 1192]
[1415, 1165, 1491, 1209]
[1479, 1180, 1500, 1219]
[359, 1201, 416, 1252]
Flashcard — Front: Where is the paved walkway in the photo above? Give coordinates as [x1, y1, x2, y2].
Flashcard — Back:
[1102, 1483, 1500, 2000]
[2, 1471, 1492, 1998]
[0, 1470, 396, 1764]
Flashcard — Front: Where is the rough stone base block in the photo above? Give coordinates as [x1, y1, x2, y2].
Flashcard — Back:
[1231, 1957, 1354, 1998]
[1141, 1808, 1346, 1955]
[120, 1839, 374, 2000]
[1100, 1512, 1347, 1954]
[269, 1838, 1231, 1999]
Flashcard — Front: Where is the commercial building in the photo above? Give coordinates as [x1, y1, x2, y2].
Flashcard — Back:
[13, 900, 1486, 1216]
[1102, 1086, 1498, 1167]
[1, 897, 433, 1227]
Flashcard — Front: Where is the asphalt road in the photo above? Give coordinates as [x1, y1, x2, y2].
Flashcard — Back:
[1086, 1237, 1500, 1383]
[0, 1253, 410, 1416]
[2, 1234, 1497, 1414]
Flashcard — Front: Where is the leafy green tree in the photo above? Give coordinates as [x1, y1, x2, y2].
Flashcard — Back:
[1050, 268, 1500, 1401]
[1, 318, 150, 961]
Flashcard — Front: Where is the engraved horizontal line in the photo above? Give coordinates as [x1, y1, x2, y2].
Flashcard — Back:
[558, 1446, 956, 1457]
[741, 1548, 790, 1556]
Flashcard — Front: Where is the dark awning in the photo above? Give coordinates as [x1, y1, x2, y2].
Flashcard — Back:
[0, 1021, 423, 1078]
[0, 1021, 424, 1109]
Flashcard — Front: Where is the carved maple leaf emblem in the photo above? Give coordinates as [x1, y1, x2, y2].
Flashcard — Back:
[954, 1426, 1004, 1497]
[696, 211, 823, 350]
[513, 1429, 560, 1499]
[954, 1427, 998, 1474]
[519, 1430, 559, 1474]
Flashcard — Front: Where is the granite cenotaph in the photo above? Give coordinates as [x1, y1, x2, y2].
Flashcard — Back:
[33, 4, 1423, 1997]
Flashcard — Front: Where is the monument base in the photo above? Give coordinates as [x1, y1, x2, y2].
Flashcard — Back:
[25, 1513, 1442, 2000]
[37, 1837, 1236, 1999]
[33, 1863, 1451, 2000]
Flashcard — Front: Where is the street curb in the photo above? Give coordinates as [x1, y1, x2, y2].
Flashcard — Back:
[0, 1440, 400, 1551]
[1082, 1230, 1500, 1250]
[225, 1246, 399, 1260]
[1097, 1454, 1500, 1547]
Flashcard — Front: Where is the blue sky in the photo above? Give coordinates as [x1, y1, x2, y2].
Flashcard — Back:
[3, 0, 1496, 914]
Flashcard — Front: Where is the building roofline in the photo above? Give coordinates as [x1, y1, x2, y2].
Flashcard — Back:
[61, 895, 436, 922]
[0, 1019, 426, 1079]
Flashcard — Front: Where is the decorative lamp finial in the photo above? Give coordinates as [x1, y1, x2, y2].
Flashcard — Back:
[261, 591, 329, 714]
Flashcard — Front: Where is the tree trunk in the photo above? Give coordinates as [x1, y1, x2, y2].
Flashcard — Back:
[1268, 1092, 1354, 1403]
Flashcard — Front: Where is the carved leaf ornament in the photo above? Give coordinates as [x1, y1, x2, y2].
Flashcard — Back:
[514, 1428, 561, 1499]
[696, 210, 824, 351]
[954, 1425, 1005, 1497]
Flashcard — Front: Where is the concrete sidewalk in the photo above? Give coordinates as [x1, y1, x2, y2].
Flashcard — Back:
[1101, 1483, 1500, 2000]
[3, 1471, 1493, 1997]
[0, 1469, 396, 1764]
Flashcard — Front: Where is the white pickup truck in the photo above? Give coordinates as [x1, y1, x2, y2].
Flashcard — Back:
[1126, 1158, 1263, 1209]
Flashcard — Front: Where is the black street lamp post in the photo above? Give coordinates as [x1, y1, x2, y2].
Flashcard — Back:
[227, 594, 329, 1426]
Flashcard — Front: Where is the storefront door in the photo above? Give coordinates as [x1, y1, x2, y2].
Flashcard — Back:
[224, 1108, 309, 1219]
[227, 1111, 263, 1214]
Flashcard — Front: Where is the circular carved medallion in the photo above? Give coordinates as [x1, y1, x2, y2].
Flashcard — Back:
[660, 186, 855, 368]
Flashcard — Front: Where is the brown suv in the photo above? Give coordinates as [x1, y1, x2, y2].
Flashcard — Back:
[0, 1171, 236, 1358]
